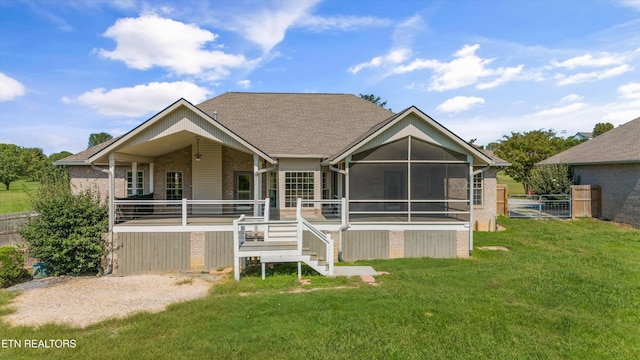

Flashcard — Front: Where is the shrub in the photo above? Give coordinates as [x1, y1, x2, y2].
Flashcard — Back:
[19, 172, 108, 276]
[528, 164, 576, 195]
[0, 247, 25, 288]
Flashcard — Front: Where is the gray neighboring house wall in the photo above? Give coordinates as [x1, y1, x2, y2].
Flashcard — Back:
[539, 117, 640, 228]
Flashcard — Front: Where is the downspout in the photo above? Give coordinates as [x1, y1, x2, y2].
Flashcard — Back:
[469, 164, 492, 256]
[329, 164, 348, 262]
[91, 162, 114, 275]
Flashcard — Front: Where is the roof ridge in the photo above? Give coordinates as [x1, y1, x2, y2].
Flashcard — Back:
[220, 91, 358, 96]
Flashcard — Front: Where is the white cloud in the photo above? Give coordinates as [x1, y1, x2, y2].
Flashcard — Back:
[0, 73, 26, 102]
[348, 48, 412, 74]
[561, 94, 584, 102]
[297, 15, 391, 31]
[551, 52, 625, 69]
[393, 44, 523, 91]
[237, 79, 251, 89]
[555, 64, 632, 86]
[477, 65, 523, 89]
[98, 14, 257, 78]
[392, 15, 424, 47]
[232, 0, 319, 53]
[618, 82, 640, 99]
[618, 0, 640, 11]
[62, 81, 211, 117]
[436, 96, 485, 113]
[533, 102, 589, 117]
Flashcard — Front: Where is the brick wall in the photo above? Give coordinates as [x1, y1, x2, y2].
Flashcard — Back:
[71, 165, 147, 201]
[456, 230, 470, 258]
[474, 168, 498, 231]
[573, 163, 640, 229]
[153, 146, 192, 200]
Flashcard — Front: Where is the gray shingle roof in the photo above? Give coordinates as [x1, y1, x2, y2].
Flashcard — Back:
[54, 137, 120, 165]
[539, 116, 640, 165]
[197, 92, 395, 157]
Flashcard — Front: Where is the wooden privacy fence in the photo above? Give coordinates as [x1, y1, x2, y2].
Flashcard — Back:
[571, 185, 601, 218]
[496, 184, 508, 216]
[0, 211, 38, 247]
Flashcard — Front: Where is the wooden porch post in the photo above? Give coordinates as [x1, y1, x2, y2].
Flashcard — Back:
[131, 161, 137, 195]
[108, 153, 115, 233]
[253, 154, 260, 217]
[468, 155, 473, 256]
[149, 163, 154, 194]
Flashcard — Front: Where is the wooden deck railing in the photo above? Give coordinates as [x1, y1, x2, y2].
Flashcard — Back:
[114, 198, 270, 225]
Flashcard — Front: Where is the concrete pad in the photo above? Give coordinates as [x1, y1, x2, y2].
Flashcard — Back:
[331, 266, 378, 277]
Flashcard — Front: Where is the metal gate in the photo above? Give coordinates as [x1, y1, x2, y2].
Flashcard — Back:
[508, 194, 571, 219]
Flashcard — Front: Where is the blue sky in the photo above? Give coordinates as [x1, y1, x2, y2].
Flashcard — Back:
[1, 0, 639, 155]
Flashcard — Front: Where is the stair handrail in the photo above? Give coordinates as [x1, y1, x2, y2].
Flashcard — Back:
[297, 198, 334, 275]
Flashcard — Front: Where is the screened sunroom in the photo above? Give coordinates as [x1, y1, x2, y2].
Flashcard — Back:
[347, 137, 471, 223]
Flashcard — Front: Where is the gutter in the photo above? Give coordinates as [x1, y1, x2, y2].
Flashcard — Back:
[91, 163, 114, 276]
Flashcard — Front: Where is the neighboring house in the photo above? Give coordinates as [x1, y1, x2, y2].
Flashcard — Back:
[57, 92, 509, 276]
[572, 132, 593, 141]
[540, 116, 640, 229]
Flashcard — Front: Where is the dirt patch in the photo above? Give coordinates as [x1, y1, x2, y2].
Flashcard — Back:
[477, 246, 510, 251]
[2, 274, 220, 328]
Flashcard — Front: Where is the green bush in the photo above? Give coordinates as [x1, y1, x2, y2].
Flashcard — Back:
[0, 247, 25, 288]
[529, 164, 576, 195]
[19, 173, 108, 276]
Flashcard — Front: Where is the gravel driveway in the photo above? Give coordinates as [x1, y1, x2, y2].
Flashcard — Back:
[2, 274, 219, 328]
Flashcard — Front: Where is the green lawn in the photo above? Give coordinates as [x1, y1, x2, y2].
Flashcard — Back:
[497, 170, 525, 194]
[0, 180, 38, 214]
[1, 218, 639, 359]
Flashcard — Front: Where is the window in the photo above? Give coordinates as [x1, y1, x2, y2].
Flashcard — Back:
[473, 172, 483, 206]
[322, 171, 330, 200]
[126, 171, 144, 196]
[166, 172, 183, 200]
[285, 172, 314, 208]
[269, 172, 277, 207]
[235, 172, 253, 200]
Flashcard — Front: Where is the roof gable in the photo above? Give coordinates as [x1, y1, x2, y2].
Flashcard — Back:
[328, 106, 494, 165]
[88, 98, 275, 164]
[540, 117, 640, 165]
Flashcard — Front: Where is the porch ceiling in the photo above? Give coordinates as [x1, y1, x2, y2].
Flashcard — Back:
[93, 131, 252, 164]
[117, 130, 198, 158]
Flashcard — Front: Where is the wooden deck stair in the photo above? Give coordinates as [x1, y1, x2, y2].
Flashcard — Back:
[234, 217, 334, 280]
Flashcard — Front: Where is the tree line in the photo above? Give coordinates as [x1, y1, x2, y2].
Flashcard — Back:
[488, 122, 614, 193]
[0, 132, 113, 190]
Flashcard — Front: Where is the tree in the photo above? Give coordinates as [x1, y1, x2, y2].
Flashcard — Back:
[593, 122, 614, 137]
[359, 94, 389, 110]
[19, 172, 108, 276]
[528, 164, 576, 195]
[0, 144, 28, 190]
[494, 130, 571, 193]
[48, 151, 73, 163]
[24, 147, 47, 181]
[88, 132, 113, 148]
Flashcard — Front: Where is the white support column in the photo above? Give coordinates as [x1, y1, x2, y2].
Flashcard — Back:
[182, 198, 188, 226]
[131, 161, 137, 195]
[253, 154, 259, 217]
[468, 155, 474, 256]
[149, 163, 154, 194]
[108, 154, 115, 232]
[345, 156, 351, 225]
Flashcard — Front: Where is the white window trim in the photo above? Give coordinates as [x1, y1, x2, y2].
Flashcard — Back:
[473, 172, 483, 207]
[126, 170, 145, 196]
